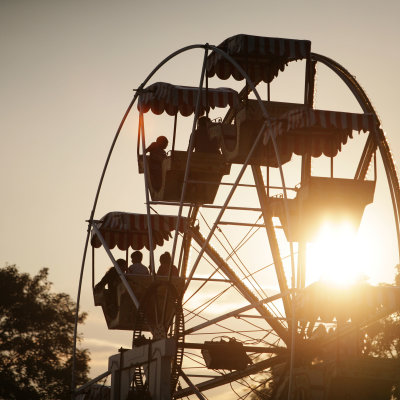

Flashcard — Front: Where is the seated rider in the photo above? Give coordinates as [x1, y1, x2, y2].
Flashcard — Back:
[127, 251, 149, 275]
[193, 116, 220, 154]
[145, 135, 168, 190]
[156, 251, 178, 277]
[94, 258, 127, 317]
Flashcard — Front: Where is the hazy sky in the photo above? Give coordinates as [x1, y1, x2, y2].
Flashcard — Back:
[2, 0, 400, 388]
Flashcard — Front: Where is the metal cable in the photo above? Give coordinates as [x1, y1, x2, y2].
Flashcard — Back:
[184, 308, 273, 345]
[199, 211, 267, 301]
[199, 211, 286, 322]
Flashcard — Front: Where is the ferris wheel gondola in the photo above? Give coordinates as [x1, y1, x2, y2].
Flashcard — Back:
[72, 34, 400, 400]
[136, 82, 236, 204]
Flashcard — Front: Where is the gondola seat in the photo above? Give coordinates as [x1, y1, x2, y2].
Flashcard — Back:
[138, 150, 231, 204]
[269, 177, 376, 242]
[94, 275, 185, 331]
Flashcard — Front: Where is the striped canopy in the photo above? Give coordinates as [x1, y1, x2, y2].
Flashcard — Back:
[296, 281, 400, 323]
[207, 34, 311, 83]
[137, 82, 239, 117]
[264, 108, 379, 158]
[91, 212, 187, 251]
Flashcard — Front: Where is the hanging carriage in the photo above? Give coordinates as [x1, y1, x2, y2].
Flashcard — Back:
[137, 82, 235, 203]
[91, 212, 186, 331]
[206, 34, 312, 167]
[262, 108, 378, 241]
[211, 103, 379, 241]
[73, 33, 400, 400]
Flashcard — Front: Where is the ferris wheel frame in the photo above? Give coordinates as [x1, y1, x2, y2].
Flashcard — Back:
[71, 39, 400, 400]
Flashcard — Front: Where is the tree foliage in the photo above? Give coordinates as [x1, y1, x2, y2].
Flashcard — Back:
[0, 264, 90, 400]
[250, 267, 400, 399]
[362, 264, 400, 399]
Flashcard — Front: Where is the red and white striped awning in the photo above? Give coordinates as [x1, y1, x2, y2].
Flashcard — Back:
[207, 34, 311, 83]
[296, 281, 400, 323]
[91, 212, 187, 251]
[137, 82, 239, 117]
[263, 108, 379, 158]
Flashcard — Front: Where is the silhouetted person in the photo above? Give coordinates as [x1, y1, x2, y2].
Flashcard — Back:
[156, 251, 178, 277]
[94, 258, 127, 317]
[191, 116, 221, 202]
[193, 116, 220, 154]
[128, 251, 149, 275]
[146, 135, 168, 190]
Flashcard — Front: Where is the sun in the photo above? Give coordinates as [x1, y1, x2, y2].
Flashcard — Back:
[306, 222, 369, 286]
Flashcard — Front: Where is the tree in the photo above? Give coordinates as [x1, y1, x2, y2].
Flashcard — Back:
[250, 268, 400, 400]
[362, 264, 400, 399]
[0, 264, 90, 400]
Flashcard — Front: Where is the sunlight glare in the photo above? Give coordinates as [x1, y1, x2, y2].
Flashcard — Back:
[307, 222, 369, 285]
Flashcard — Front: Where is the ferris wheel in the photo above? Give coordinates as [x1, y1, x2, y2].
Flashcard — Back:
[73, 35, 400, 400]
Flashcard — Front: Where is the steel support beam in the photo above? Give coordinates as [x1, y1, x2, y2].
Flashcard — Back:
[174, 355, 284, 398]
[251, 166, 292, 317]
[190, 227, 288, 344]
[185, 290, 290, 335]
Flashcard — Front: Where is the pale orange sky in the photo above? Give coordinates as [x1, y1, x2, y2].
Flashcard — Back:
[2, 0, 400, 390]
